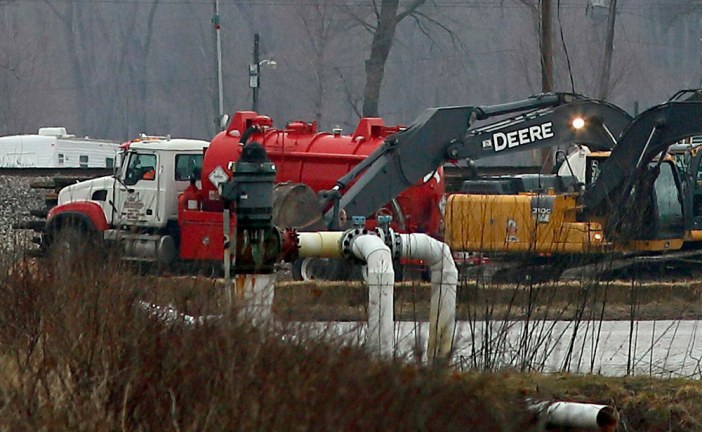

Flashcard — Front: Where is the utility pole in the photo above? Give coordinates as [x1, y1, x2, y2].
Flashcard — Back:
[596, 0, 618, 100]
[540, 0, 554, 172]
[213, 0, 225, 131]
[252, 33, 260, 112]
[699, 14, 702, 88]
[540, 0, 553, 92]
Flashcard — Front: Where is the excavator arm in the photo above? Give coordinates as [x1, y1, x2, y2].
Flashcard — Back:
[584, 99, 702, 215]
[323, 92, 632, 225]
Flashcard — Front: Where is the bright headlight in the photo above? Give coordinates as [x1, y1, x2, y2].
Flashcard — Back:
[572, 117, 586, 130]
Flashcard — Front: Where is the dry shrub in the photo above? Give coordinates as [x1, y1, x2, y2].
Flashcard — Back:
[0, 255, 531, 431]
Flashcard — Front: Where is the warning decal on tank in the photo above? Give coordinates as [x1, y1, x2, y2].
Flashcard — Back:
[208, 165, 229, 188]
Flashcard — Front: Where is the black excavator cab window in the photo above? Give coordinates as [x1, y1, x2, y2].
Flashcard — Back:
[621, 161, 684, 241]
[654, 162, 685, 239]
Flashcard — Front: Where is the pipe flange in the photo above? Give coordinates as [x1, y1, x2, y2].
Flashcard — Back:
[392, 232, 402, 260]
[279, 228, 299, 262]
[373, 227, 401, 260]
[340, 227, 371, 264]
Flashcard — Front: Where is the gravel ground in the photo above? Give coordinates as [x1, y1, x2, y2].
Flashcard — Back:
[0, 176, 50, 254]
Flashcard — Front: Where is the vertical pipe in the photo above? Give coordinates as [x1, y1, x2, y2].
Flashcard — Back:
[400, 233, 458, 363]
[351, 235, 394, 357]
[237, 273, 277, 325]
[223, 207, 232, 307]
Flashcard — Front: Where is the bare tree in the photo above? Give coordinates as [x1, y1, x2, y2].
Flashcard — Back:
[297, 0, 351, 125]
[0, 1, 47, 134]
[596, 0, 618, 99]
[43, 0, 159, 138]
[511, 0, 552, 92]
[343, 1, 424, 117]
[345, 0, 467, 118]
[114, 1, 160, 136]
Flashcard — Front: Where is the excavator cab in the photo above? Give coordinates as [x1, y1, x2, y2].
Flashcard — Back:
[669, 140, 702, 237]
[611, 158, 685, 244]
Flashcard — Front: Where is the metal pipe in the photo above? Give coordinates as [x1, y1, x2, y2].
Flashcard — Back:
[235, 273, 277, 325]
[399, 233, 458, 363]
[530, 400, 619, 431]
[475, 94, 561, 120]
[297, 231, 344, 258]
[351, 234, 394, 357]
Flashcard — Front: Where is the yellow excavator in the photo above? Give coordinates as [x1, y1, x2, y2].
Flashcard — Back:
[320, 90, 702, 278]
[443, 90, 702, 276]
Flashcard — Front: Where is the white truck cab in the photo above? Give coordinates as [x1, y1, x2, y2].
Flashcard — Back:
[48, 136, 209, 265]
[112, 138, 208, 228]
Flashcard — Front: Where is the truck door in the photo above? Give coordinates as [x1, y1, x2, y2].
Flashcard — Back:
[114, 151, 162, 227]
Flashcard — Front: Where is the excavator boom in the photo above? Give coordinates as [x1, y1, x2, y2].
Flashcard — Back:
[324, 93, 632, 224]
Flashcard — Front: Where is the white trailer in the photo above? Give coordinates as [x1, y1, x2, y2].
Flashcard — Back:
[0, 127, 120, 168]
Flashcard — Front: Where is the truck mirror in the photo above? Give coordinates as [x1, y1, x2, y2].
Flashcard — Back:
[219, 114, 230, 130]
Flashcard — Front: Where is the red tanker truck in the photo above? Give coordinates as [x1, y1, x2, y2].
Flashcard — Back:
[36, 111, 444, 279]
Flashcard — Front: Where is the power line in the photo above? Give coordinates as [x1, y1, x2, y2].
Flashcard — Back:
[7, 0, 700, 9]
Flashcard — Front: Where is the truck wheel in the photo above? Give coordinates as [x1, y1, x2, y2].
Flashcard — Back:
[50, 224, 96, 269]
[292, 257, 353, 281]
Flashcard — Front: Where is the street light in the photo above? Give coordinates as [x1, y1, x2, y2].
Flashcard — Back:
[249, 59, 277, 112]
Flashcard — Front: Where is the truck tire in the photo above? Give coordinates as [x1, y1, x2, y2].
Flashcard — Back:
[292, 257, 354, 281]
[49, 223, 98, 270]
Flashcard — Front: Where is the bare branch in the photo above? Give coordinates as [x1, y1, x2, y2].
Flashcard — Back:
[396, 0, 426, 22]
[335, 67, 362, 119]
[42, 0, 70, 25]
[339, 4, 377, 34]
[410, 10, 462, 49]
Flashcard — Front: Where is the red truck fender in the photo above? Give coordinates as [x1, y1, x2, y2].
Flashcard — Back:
[46, 201, 109, 242]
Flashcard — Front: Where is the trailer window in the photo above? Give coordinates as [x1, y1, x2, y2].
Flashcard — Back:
[79, 155, 89, 168]
[105, 157, 114, 168]
[58, 154, 65, 165]
[175, 154, 203, 181]
[124, 153, 157, 185]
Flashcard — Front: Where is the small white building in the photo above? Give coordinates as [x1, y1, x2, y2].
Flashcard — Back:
[0, 127, 120, 168]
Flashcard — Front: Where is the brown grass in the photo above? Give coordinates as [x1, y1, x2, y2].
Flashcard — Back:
[1, 256, 701, 430]
[0, 258, 535, 431]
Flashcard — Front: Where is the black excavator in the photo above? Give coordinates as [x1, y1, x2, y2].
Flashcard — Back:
[320, 90, 702, 280]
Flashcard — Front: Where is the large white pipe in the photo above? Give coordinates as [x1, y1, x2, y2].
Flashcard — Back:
[351, 235, 395, 356]
[530, 400, 619, 431]
[298, 231, 395, 355]
[235, 273, 277, 326]
[297, 231, 344, 258]
[399, 233, 458, 363]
